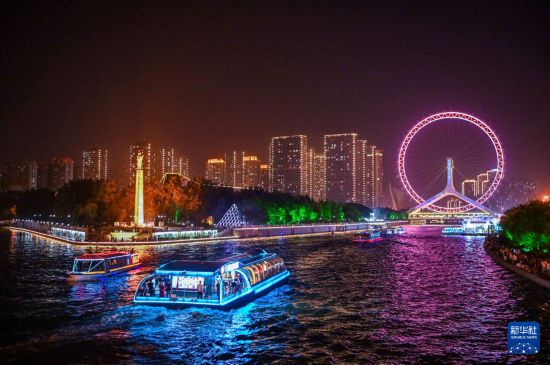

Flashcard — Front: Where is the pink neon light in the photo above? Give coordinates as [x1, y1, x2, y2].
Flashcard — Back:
[398, 112, 504, 213]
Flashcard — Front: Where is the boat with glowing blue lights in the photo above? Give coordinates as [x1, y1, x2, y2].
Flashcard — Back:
[352, 230, 383, 243]
[68, 251, 141, 281]
[134, 251, 290, 308]
[441, 218, 501, 236]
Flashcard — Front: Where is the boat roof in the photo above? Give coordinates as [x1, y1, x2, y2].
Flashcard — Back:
[77, 251, 133, 260]
[156, 251, 280, 274]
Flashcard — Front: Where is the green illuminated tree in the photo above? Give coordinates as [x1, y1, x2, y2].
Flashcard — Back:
[501, 200, 550, 253]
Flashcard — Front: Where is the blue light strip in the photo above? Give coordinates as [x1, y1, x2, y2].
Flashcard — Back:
[134, 297, 219, 305]
[154, 270, 215, 276]
[253, 271, 290, 294]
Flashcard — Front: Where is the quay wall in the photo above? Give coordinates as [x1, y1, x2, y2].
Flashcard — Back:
[234, 221, 407, 238]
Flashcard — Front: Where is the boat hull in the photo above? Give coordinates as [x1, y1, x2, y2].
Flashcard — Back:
[134, 270, 290, 309]
[68, 263, 141, 281]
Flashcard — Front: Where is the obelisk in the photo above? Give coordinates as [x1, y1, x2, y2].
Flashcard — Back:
[134, 153, 144, 226]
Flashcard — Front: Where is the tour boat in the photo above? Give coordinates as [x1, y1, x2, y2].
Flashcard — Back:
[352, 230, 383, 243]
[385, 226, 405, 236]
[134, 251, 290, 308]
[68, 252, 141, 281]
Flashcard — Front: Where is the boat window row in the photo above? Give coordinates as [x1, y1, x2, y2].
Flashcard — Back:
[74, 260, 105, 273]
[136, 272, 249, 302]
[242, 257, 286, 285]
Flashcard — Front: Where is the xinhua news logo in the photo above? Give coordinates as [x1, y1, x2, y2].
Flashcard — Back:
[508, 322, 540, 355]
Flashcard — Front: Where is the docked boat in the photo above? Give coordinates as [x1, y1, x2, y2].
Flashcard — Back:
[134, 251, 290, 308]
[352, 230, 383, 243]
[385, 226, 405, 236]
[68, 251, 141, 281]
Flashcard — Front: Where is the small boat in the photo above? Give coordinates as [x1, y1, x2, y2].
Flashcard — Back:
[441, 227, 466, 236]
[352, 230, 383, 243]
[134, 251, 290, 308]
[68, 251, 141, 281]
[385, 226, 405, 236]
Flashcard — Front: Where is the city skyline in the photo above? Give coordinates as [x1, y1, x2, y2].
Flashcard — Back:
[1, 2, 548, 196]
[0, 130, 535, 211]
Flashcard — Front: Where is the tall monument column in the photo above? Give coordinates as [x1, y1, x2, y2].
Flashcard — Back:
[134, 153, 144, 226]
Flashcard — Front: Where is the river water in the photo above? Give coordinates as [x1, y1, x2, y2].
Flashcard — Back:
[1, 229, 549, 364]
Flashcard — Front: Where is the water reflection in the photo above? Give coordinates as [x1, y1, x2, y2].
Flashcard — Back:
[1, 230, 550, 363]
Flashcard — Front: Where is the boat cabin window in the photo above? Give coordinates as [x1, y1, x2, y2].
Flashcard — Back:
[136, 274, 217, 300]
[220, 270, 250, 299]
[243, 257, 286, 285]
[75, 260, 105, 273]
[107, 257, 131, 269]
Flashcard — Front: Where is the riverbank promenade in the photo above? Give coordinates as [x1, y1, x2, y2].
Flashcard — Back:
[485, 235, 550, 290]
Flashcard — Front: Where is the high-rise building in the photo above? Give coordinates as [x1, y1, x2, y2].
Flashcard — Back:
[227, 150, 245, 188]
[205, 158, 226, 185]
[309, 151, 326, 201]
[158, 147, 190, 180]
[477, 172, 489, 197]
[159, 147, 176, 178]
[129, 143, 154, 185]
[324, 133, 357, 203]
[47, 157, 74, 190]
[82, 148, 108, 180]
[461, 179, 477, 199]
[26, 160, 38, 191]
[0, 160, 38, 192]
[177, 155, 190, 178]
[259, 164, 269, 191]
[269, 135, 308, 195]
[371, 148, 384, 208]
[361, 142, 384, 208]
[243, 155, 261, 188]
[37, 165, 49, 189]
[355, 139, 369, 206]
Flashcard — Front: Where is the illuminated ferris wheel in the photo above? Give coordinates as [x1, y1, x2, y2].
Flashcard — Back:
[398, 112, 504, 213]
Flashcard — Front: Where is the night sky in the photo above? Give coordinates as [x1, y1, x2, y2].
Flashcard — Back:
[1, 1, 549, 195]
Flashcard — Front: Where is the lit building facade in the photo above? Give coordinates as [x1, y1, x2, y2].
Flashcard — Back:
[309, 150, 326, 201]
[355, 139, 369, 206]
[227, 150, 245, 188]
[365, 146, 384, 208]
[177, 156, 190, 178]
[82, 148, 108, 180]
[373, 148, 384, 208]
[129, 143, 154, 185]
[477, 172, 489, 197]
[0, 160, 38, 192]
[47, 157, 74, 190]
[269, 135, 308, 195]
[461, 179, 477, 199]
[134, 153, 144, 226]
[205, 158, 226, 185]
[324, 133, 357, 203]
[259, 164, 269, 191]
[243, 155, 261, 188]
[159, 147, 189, 180]
[159, 147, 176, 178]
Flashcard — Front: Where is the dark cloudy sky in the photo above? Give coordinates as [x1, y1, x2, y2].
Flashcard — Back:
[1, 1, 549, 195]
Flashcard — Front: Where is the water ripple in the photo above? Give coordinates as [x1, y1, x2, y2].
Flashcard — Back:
[1, 231, 550, 363]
